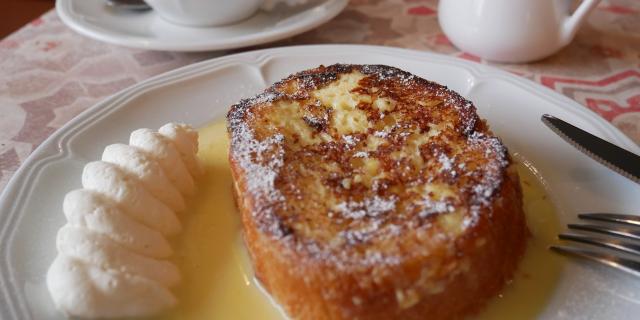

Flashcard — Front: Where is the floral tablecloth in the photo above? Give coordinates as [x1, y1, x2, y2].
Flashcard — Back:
[0, 0, 639, 193]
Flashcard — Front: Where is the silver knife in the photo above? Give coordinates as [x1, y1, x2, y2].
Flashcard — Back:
[541, 114, 640, 185]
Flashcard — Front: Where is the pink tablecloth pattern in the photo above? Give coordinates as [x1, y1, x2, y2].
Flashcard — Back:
[0, 0, 639, 193]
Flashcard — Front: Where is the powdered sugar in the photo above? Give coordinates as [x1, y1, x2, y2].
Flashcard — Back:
[465, 131, 509, 213]
[361, 65, 416, 84]
[339, 219, 382, 244]
[335, 195, 397, 220]
[303, 115, 327, 131]
[228, 94, 289, 236]
[373, 130, 388, 138]
[342, 135, 357, 147]
[230, 123, 284, 199]
[419, 198, 455, 218]
[438, 153, 454, 173]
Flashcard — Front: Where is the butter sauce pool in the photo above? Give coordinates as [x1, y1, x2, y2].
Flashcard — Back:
[160, 121, 564, 320]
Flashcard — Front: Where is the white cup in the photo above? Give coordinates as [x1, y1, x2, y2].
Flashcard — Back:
[144, 0, 265, 27]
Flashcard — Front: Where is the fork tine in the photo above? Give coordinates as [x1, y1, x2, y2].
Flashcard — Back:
[568, 223, 640, 241]
[559, 233, 640, 256]
[579, 213, 640, 228]
[550, 245, 640, 278]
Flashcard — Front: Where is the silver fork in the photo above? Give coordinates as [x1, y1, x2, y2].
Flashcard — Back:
[551, 213, 640, 278]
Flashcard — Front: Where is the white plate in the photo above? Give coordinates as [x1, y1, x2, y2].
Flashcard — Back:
[2, 45, 640, 319]
[55, 0, 348, 52]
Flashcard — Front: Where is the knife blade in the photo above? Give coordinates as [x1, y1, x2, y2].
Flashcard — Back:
[541, 114, 640, 185]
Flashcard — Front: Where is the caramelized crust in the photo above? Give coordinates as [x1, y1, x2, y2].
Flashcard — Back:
[227, 64, 527, 320]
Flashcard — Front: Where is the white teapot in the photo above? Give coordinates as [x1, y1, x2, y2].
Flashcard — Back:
[438, 0, 601, 63]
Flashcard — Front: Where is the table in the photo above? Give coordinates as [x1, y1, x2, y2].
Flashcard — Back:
[0, 0, 639, 194]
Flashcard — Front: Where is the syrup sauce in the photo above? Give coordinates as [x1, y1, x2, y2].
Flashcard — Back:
[473, 161, 564, 319]
[161, 121, 564, 320]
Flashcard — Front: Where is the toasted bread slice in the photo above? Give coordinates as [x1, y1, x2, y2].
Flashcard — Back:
[227, 64, 527, 320]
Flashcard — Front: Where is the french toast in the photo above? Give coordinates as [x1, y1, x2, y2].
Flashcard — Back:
[227, 64, 527, 320]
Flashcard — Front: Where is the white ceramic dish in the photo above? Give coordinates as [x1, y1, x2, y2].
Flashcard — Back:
[55, 0, 348, 52]
[2, 45, 640, 319]
[437, 0, 601, 63]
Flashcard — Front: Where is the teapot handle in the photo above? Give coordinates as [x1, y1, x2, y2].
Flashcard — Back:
[560, 0, 602, 46]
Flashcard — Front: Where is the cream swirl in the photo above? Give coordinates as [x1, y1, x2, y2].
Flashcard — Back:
[47, 123, 200, 319]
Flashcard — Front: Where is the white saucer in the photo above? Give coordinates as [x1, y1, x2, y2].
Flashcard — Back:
[55, 0, 348, 52]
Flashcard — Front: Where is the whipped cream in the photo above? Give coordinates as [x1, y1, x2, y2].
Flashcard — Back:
[47, 123, 201, 319]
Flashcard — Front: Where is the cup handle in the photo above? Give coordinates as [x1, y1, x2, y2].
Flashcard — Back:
[560, 0, 602, 46]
